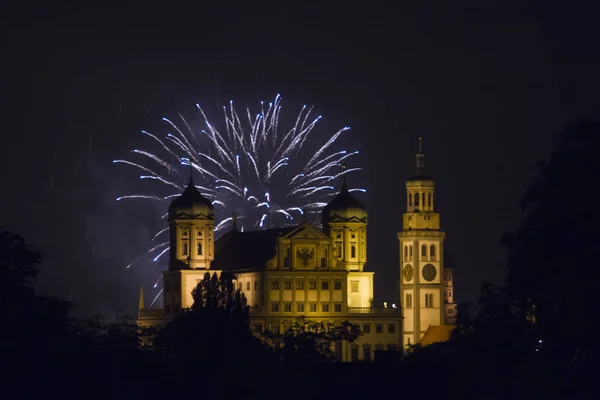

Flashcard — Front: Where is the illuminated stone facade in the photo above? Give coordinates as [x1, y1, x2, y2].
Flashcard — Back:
[399, 144, 457, 346]
[138, 177, 403, 361]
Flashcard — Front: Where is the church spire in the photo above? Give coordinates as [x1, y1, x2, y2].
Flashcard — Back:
[138, 286, 145, 318]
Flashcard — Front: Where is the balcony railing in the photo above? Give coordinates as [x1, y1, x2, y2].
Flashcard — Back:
[347, 307, 401, 314]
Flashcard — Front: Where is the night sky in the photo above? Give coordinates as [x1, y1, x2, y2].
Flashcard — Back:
[3, 2, 600, 319]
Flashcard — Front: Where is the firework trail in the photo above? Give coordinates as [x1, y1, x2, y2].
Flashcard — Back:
[115, 94, 364, 277]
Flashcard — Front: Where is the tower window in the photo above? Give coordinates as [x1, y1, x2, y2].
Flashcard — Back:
[414, 193, 419, 206]
[197, 242, 203, 256]
[351, 245, 356, 258]
[409, 245, 413, 259]
[405, 293, 413, 308]
[182, 242, 188, 256]
[409, 193, 412, 207]
[430, 244, 436, 259]
[425, 293, 434, 308]
[421, 244, 427, 258]
[428, 193, 432, 208]
[404, 245, 408, 261]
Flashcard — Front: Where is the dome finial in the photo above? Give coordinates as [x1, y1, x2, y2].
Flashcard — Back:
[341, 163, 348, 192]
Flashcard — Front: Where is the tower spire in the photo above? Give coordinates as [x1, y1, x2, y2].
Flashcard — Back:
[415, 138, 427, 177]
[138, 286, 145, 318]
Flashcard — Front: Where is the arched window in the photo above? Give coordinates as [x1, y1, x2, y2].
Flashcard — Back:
[351, 245, 356, 258]
[421, 244, 427, 258]
[409, 245, 413, 259]
[430, 244, 436, 259]
[409, 193, 412, 207]
[414, 193, 420, 206]
[321, 257, 326, 268]
[404, 245, 408, 261]
[405, 293, 412, 308]
[197, 242, 203, 256]
[182, 242, 188, 256]
[428, 193, 432, 208]
[425, 293, 434, 308]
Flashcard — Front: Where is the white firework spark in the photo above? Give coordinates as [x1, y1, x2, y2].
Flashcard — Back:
[115, 94, 364, 272]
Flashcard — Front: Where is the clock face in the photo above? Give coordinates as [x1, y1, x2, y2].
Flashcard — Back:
[403, 264, 414, 282]
[422, 263, 437, 282]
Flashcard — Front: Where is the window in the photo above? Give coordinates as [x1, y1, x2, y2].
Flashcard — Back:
[254, 281, 260, 290]
[351, 245, 356, 258]
[239, 283, 243, 290]
[430, 244, 436, 259]
[182, 242, 188, 256]
[448, 308, 454, 315]
[414, 192, 419, 206]
[388, 324, 396, 334]
[404, 245, 408, 261]
[283, 247, 290, 268]
[246, 282, 250, 291]
[322, 303, 330, 312]
[425, 293, 434, 308]
[309, 303, 317, 312]
[296, 280, 304, 290]
[283, 280, 292, 290]
[409, 193, 412, 207]
[449, 290, 452, 298]
[270, 280, 279, 290]
[333, 280, 342, 290]
[351, 233, 356, 239]
[321, 281, 329, 290]
[270, 302, 279, 312]
[363, 323, 371, 334]
[428, 193, 432, 207]
[334, 303, 342, 312]
[375, 324, 383, 334]
[363, 345, 372, 362]
[409, 245, 413, 258]
[351, 347, 359, 362]
[350, 281, 359, 293]
[335, 243, 342, 258]
[421, 244, 427, 258]
[405, 293, 413, 308]
[297, 303, 305, 312]
[283, 302, 292, 312]
[309, 281, 317, 290]
[320, 257, 326, 268]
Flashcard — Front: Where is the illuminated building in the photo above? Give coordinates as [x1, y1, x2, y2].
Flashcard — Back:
[399, 140, 457, 345]
[138, 141, 456, 358]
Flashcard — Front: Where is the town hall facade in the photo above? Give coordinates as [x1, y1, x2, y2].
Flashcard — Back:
[138, 144, 456, 361]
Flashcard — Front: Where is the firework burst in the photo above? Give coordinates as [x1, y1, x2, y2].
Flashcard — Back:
[115, 94, 364, 269]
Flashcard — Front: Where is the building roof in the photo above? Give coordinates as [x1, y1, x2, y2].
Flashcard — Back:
[419, 325, 455, 346]
[211, 226, 297, 271]
[168, 176, 214, 218]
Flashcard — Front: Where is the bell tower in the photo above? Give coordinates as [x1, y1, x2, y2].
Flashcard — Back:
[398, 139, 446, 346]
[322, 177, 368, 271]
[162, 174, 216, 317]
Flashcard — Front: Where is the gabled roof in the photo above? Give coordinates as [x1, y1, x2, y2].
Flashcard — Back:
[420, 325, 455, 346]
[211, 226, 297, 271]
[282, 222, 331, 240]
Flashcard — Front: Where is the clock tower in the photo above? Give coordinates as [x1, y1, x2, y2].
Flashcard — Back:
[399, 140, 446, 346]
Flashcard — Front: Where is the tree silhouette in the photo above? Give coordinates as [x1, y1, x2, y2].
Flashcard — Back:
[263, 317, 361, 363]
[502, 120, 600, 368]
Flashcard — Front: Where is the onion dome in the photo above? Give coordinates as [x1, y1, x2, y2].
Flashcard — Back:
[321, 178, 367, 229]
[168, 177, 214, 219]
